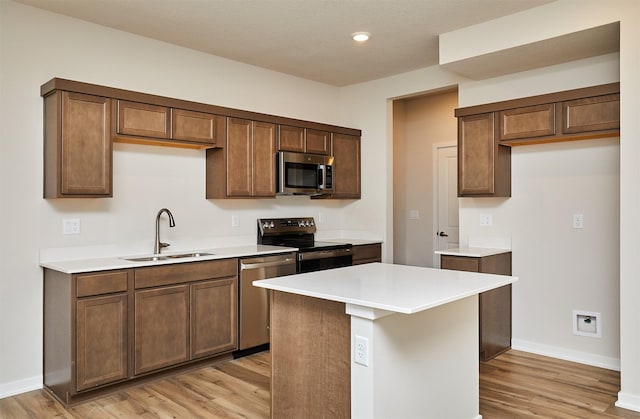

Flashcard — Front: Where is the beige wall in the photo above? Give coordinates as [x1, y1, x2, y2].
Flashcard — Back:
[393, 91, 458, 267]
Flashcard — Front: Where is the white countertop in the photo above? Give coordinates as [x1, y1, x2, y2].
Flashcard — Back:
[40, 245, 297, 274]
[435, 247, 511, 257]
[253, 262, 516, 314]
[327, 238, 383, 246]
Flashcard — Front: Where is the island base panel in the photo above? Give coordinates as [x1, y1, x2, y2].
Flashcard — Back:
[270, 291, 350, 418]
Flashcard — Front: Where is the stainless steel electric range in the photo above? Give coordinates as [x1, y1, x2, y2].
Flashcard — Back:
[257, 217, 352, 273]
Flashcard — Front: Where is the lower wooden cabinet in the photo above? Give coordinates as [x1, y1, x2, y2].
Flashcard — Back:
[44, 258, 238, 405]
[76, 293, 128, 391]
[191, 278, 237, 358]
[134, 285, 190, 375]
[440, 252, 512, 361]
[352, 243, 382, 265]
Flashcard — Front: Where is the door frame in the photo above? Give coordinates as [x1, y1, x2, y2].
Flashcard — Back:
[432, 141, 458, 267]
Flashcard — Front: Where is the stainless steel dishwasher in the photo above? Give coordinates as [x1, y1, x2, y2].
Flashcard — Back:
[238, 252, 296, 351]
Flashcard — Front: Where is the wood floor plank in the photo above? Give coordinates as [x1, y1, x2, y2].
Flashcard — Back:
[3, 350, 640, 418]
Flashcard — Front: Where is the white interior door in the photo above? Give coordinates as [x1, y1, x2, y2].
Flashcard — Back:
[434, 145, 459, 267]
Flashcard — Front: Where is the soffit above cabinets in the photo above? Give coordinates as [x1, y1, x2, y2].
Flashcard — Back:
[441, 22, 620, 80]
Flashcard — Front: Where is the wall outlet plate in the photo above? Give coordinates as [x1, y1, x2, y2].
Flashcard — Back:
[62, 218, 80, 235]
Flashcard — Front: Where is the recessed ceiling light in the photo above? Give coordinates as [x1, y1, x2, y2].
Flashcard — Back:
[351, 32, 371, 42]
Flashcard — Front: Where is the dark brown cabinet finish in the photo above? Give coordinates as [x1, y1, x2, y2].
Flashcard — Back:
[43, 91, 112, 198]
[278, 125, 305, 152]
[331, 133, 361, 198]
[44, 269, 132, 404]
[76, 294, 128, 391]
[440, 252, 512, 361]
[458, 113, 511, 197]
[133, 259, 238, 374]
[44, 258, 238, 405]
[278, 126, 331, 155]
[116, 100, 170, 139]
[191, 278, 237, 358]
[498, 103, 556, 141]
[352, 243, 382, 265]
[134, 285, 190, 375]
[207, 118, 276, 198]
[172, 109, 224, 145]
[562, 93, 620, 135]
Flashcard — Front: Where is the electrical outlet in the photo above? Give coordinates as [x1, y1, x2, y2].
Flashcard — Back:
[62, 218, 80, 235]
[231, 215, 239, 227]
[480, 214, 492, 226]
[354, 335, 369, 366]
[318, 212, 325, 223]
[572, 214, 584, 229]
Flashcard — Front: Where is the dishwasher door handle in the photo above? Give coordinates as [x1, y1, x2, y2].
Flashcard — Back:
[240, 258, 295, 270]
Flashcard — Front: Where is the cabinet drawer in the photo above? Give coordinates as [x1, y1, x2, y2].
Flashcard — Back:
[135, 259, 238, 289]
[562, 94, 620, 134]
[440, 256, 479, 272]
[172, 109, 219, 144]
[498, 103, 555, 141]
[117, 100, 170, 139]
[352, 244, 381, 264]
[77, 271, 129, 297]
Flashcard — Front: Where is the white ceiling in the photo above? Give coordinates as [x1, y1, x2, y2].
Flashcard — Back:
[15, 0, 557, 86]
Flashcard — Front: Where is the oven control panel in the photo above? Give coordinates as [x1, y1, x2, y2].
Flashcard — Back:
[258, 217, 316, 235]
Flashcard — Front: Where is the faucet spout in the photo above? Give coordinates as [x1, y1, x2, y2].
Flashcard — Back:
[154, 208, 176, 254]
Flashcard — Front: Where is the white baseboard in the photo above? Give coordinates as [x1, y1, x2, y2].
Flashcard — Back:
[511, 338, 620, 371]
[0, 376, 42, 399]
[616, 392, 640, 413]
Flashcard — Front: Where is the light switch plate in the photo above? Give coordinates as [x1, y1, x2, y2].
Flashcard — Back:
[572, 214, 584, 229]
[62, 218, 80, 235]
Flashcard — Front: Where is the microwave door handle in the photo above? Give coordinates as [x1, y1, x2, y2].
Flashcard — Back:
[318, 165, 325, 190]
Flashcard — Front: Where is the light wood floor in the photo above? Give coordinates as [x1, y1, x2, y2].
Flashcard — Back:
[2, 350, 640, 418]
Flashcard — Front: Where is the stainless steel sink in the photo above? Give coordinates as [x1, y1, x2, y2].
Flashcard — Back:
[123, 252, 214, 262]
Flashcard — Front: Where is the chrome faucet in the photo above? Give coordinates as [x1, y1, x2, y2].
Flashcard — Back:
[154, 208, 176, 254]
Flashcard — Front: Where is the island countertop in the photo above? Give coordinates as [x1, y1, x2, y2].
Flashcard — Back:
[253, 262, 516, 314]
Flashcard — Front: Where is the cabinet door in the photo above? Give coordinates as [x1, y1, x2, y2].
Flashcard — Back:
[134, 285, 189, 375]
[562, 94, 620, 134]
[252, 121, 277, 197]
[49, 92, 112, 197]
[498, 104, 555, 142]
[305, 129, 330, 155]
[191, 277, 238, 359]
[172, 109, 218, 145]
[117, 100, 170, 139]
[76, 294, 128, 391]
[458, 113, 511, 197]
[226, 118, 253, 196]
[331, 133, 361, 198]
[278, 125, 304, 152]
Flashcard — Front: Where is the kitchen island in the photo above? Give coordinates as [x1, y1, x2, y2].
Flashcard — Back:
[254, 262, 517, 419]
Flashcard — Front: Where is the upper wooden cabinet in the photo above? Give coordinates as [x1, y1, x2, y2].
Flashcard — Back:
[562, 94, 620, 135]
[458, 113, 511, 197]
[116, 100, 170, 139]
[498, 103, 556, 142]
[456, 83, 619, 197]
[331, 133, 361, 199]
[41, 78, 361, 200]
[278, 125, 330, 155]
[206, 118, 277, 198]
[43, 91, 112, 198]
[172, 109, 221, 145]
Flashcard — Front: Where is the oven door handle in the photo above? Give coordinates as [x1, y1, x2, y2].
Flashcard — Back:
[298, 248, 352, 261]
[240, 258, 295, 270]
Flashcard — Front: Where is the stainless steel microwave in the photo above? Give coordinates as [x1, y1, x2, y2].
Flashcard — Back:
[277, 151, 334, 195]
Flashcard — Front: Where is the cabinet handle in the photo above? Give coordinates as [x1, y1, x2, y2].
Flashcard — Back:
[438, 232, 449, 237]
